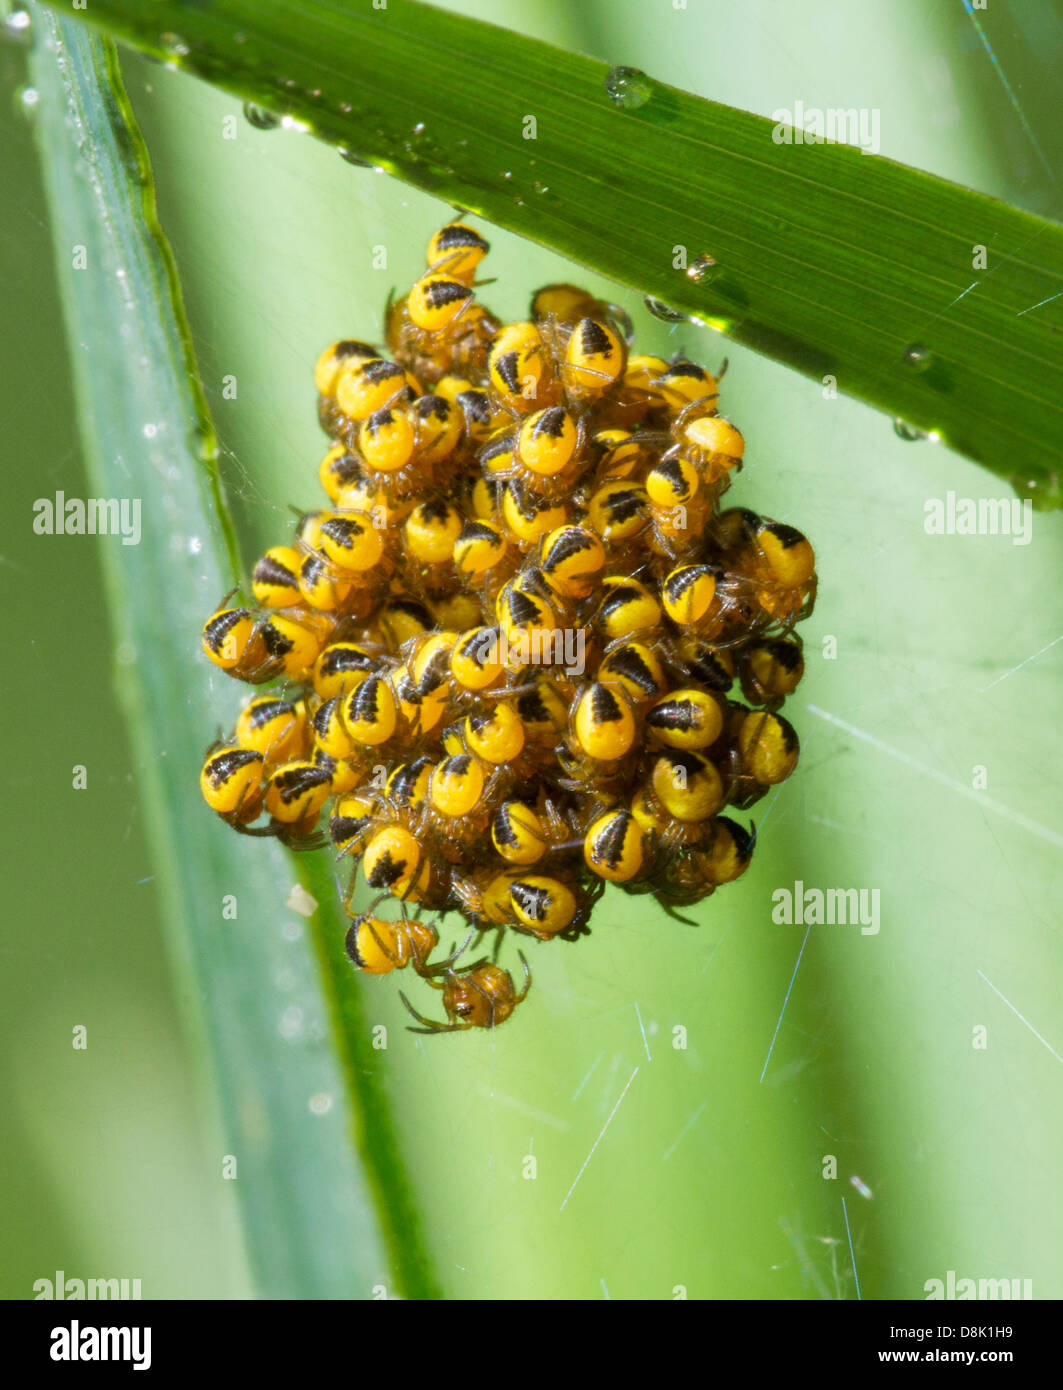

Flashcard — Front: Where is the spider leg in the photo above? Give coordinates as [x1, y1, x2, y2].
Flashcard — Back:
[488, 925, 506, 965]
[421, 928, 478, 978]
[339, 861, 362, 918]
[464, 973, 498, 1029]
[364, 916, 399, 969]
[399, 990, 463, 1034]
[659, 899, 699, 927]
[280, 826, 329, 852]
[229, 819, 280, 839]
[514, 951, 532, 1003]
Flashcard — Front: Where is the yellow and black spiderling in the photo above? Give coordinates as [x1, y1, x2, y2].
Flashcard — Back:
[346, 910, 439, 976]
[202, 604, 262, 675]
[314, 338, 379, 397]
[312, 641, 375, 700]
[200, 745, 265, 821]
[646, 688, 724, 752]
[584, 808, 647, 884]
[565, 316, 626, 393]
[252, 547, 303, 608]
[195, 220, 818, 1033]
[505, 873, 582, 940]
[234, 696, 306, 763]
[491, 801, 552, 865]
[408, 274, 474, 334]
[426, 222, 489, 283]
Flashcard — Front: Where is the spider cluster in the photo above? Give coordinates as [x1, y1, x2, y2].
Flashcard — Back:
[198, 222, 817, 1033]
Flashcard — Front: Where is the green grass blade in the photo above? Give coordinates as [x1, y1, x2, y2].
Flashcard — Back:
[64, 0, 1063, 507]
[27, 1, 439, 1300]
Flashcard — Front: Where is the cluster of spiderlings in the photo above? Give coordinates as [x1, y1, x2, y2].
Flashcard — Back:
[198, 222, 817, 1035]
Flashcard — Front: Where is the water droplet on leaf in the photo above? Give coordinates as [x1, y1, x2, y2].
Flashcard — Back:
[892, 418, 926, 442]
[243, 102, 279, 130]
[279, 1006, 304, 1040]
[686, 254, 720, 284]
[901, 342, 933, 372]
[159, 32, 190, 59]
[16, 85, 39, 120]
[1, 10, 32, 45]
[644, 296, 688, 323]
[604, 66, 654, 111]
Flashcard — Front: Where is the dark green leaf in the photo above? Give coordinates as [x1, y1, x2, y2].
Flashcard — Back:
[63, 0, 1063, 506]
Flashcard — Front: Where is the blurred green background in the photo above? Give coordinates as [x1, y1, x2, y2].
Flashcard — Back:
[3, 0, 1061, 1299]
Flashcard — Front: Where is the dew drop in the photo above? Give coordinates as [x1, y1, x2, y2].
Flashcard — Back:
[308, 1092, 333, 1116]
[278, 1006, 304, 1041]
[142, 422, 159, 440]
[242, 101, 280, 130]
[159, 31, 190, 59]
[604, 65, 654, 111]
[187, 426, 218, 462]
[901, 342, 933, 372]
[338, 146, 372, 166]
[16, 86, 39, 120]
[412, 121, 426, 135]
[644, 296, 688, 323]
[187, 535, 203, 556]
[686, 254, 720, 284]
[892, 418, 926, 442]
[1, 10, 31, 45]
